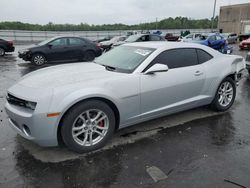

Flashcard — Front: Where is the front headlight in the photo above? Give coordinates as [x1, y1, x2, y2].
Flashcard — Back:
[19, 49, 30, 54]
[25, 101, 37, 110]
[7, 93, 37, 111]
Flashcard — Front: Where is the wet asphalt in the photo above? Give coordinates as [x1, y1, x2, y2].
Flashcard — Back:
[0, 44, 250, 188]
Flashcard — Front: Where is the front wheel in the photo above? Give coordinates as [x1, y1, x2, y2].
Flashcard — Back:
[0, 47, 5, 56]
[210, 77, 236, 111]
[61, 100, 116, 153]
[31, 54, 47, 66]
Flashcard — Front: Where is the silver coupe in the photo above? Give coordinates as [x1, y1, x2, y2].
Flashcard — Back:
[5, 42, 245, 153]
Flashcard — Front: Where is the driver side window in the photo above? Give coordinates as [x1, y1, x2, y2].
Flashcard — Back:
[149, 48, 199, 69]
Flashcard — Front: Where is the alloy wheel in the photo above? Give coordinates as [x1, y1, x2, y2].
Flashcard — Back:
[72, 109, 109, 146]
[33, 55, 45, 65]
[218, 81, 234, 107]
[0, 48, 5, 56]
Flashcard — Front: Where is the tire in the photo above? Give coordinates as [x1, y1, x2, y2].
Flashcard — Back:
[61, 100, 116, 153]
[210, 77, 236, 111]
[31, 53, 46, 66]
[248, 69, 250, 75]
[84, 51, 95, 62]
[0, 47, 5, 56]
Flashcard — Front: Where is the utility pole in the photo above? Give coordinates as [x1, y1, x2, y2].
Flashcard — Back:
[155, 17, 158, 30]
[211, 0, 217, 32]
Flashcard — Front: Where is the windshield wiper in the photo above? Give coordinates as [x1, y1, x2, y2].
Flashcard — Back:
[98, 63, 116, 71]
[104, 65, 116, 71]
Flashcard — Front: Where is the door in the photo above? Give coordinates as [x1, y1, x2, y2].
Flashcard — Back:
[46, 38, 70, 61]
[140, 48, 205, 118]
[208, 35, 224, 50]
[68, 37, 88, 59]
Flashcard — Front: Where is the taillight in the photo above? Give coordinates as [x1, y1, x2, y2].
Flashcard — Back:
[96, 43, 101, 48]
[7, 41, 13, 46]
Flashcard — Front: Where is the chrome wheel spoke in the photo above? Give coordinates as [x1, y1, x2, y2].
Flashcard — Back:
[73, 129, 86, 138]
[94, 130, 104, 137]
[86, 110, 91, 121]
[89, 132, 93, 145]
[72, 109, 109, 147]
[82, 132, 88, 146]
[96, 125, 108, 130]
[72, 125, 85, 131]
[93, 111, 102, 121]
[96, 115, 107, 123]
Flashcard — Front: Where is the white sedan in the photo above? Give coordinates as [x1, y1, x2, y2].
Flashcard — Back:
[5, 42, 245, 153]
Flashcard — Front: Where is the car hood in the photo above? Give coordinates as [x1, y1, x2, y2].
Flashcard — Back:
[241, 38, 250, 44]
[113, 41, 126, 46]
[18, 63, 125, 89]
[189, 40, 206, 44]
[100, 40, 112, 45]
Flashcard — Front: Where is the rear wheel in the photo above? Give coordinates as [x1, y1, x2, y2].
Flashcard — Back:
[84, 51, 95, 61]
[210, 77, 236, 111]
[0, 47, 5, 56]
[61, 100, 116, 153]
[31, 53, 47, 66]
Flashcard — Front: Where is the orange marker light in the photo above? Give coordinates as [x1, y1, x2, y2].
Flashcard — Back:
[47, 112, 61, 117]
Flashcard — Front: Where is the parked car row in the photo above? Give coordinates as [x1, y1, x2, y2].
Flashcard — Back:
[1, 32, 250, 64]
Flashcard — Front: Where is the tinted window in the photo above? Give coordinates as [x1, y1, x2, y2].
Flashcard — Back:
[150, 35, 161, 41]
[196, 49, 213, 64]
[69, 38, 85, 45]
[152, 48, 198, 69]
[209, 35, 216, 41]
[138, 35, 149, 42]
[186, 34, 193, 39]
[216, 35, 222, 40]
[49, 38, 67, 46]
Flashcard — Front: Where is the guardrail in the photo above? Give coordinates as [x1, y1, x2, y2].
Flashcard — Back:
[0, 29, 213, 43]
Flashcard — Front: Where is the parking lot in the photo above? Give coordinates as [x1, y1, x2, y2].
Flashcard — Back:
[0, 44, 250, 187]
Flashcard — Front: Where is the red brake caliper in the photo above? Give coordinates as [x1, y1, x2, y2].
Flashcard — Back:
[99, 120, 104, 127]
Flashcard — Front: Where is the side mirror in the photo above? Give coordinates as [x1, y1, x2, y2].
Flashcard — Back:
[48, 44, 53, 48]
[144, 64, 169, 74]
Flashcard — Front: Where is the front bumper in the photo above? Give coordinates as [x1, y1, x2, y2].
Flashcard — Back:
[5, 101, 59, 147]
[239, 43, 250, 49]
[6, 46, 15, 52]
[246, 63, 250, 70]
[18, 51, 32, 61]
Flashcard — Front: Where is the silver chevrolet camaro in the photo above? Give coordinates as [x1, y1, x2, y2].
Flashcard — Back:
[5, 42, 245, 153]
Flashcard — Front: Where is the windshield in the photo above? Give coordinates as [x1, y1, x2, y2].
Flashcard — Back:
[37, 37, 56, 46]
[125, 35, 141, 42]
[95, 46, 155, 73]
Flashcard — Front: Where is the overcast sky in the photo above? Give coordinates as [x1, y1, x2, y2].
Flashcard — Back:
[1, 0, 249, 25]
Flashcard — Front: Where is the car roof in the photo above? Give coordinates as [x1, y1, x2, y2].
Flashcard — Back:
[124, 41, 209, 50]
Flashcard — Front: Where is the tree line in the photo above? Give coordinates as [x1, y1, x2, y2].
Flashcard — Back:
[0, 16, 218, 31]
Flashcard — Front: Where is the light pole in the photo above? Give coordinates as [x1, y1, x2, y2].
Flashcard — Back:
[211, 0, 217, 32]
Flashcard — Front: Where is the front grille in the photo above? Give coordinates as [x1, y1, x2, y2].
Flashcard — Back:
[7, 94, 27, 108]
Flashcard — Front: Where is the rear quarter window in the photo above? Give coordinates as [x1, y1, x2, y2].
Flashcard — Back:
[196, 49, 213, 64]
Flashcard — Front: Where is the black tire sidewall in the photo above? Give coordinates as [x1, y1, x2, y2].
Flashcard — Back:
[61, 100, 116, 153]
[211, 77, 236, 111]
[0, 48, 5, 56]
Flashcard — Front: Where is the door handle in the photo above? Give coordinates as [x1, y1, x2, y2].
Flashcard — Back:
[194, 71, 203, 76]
